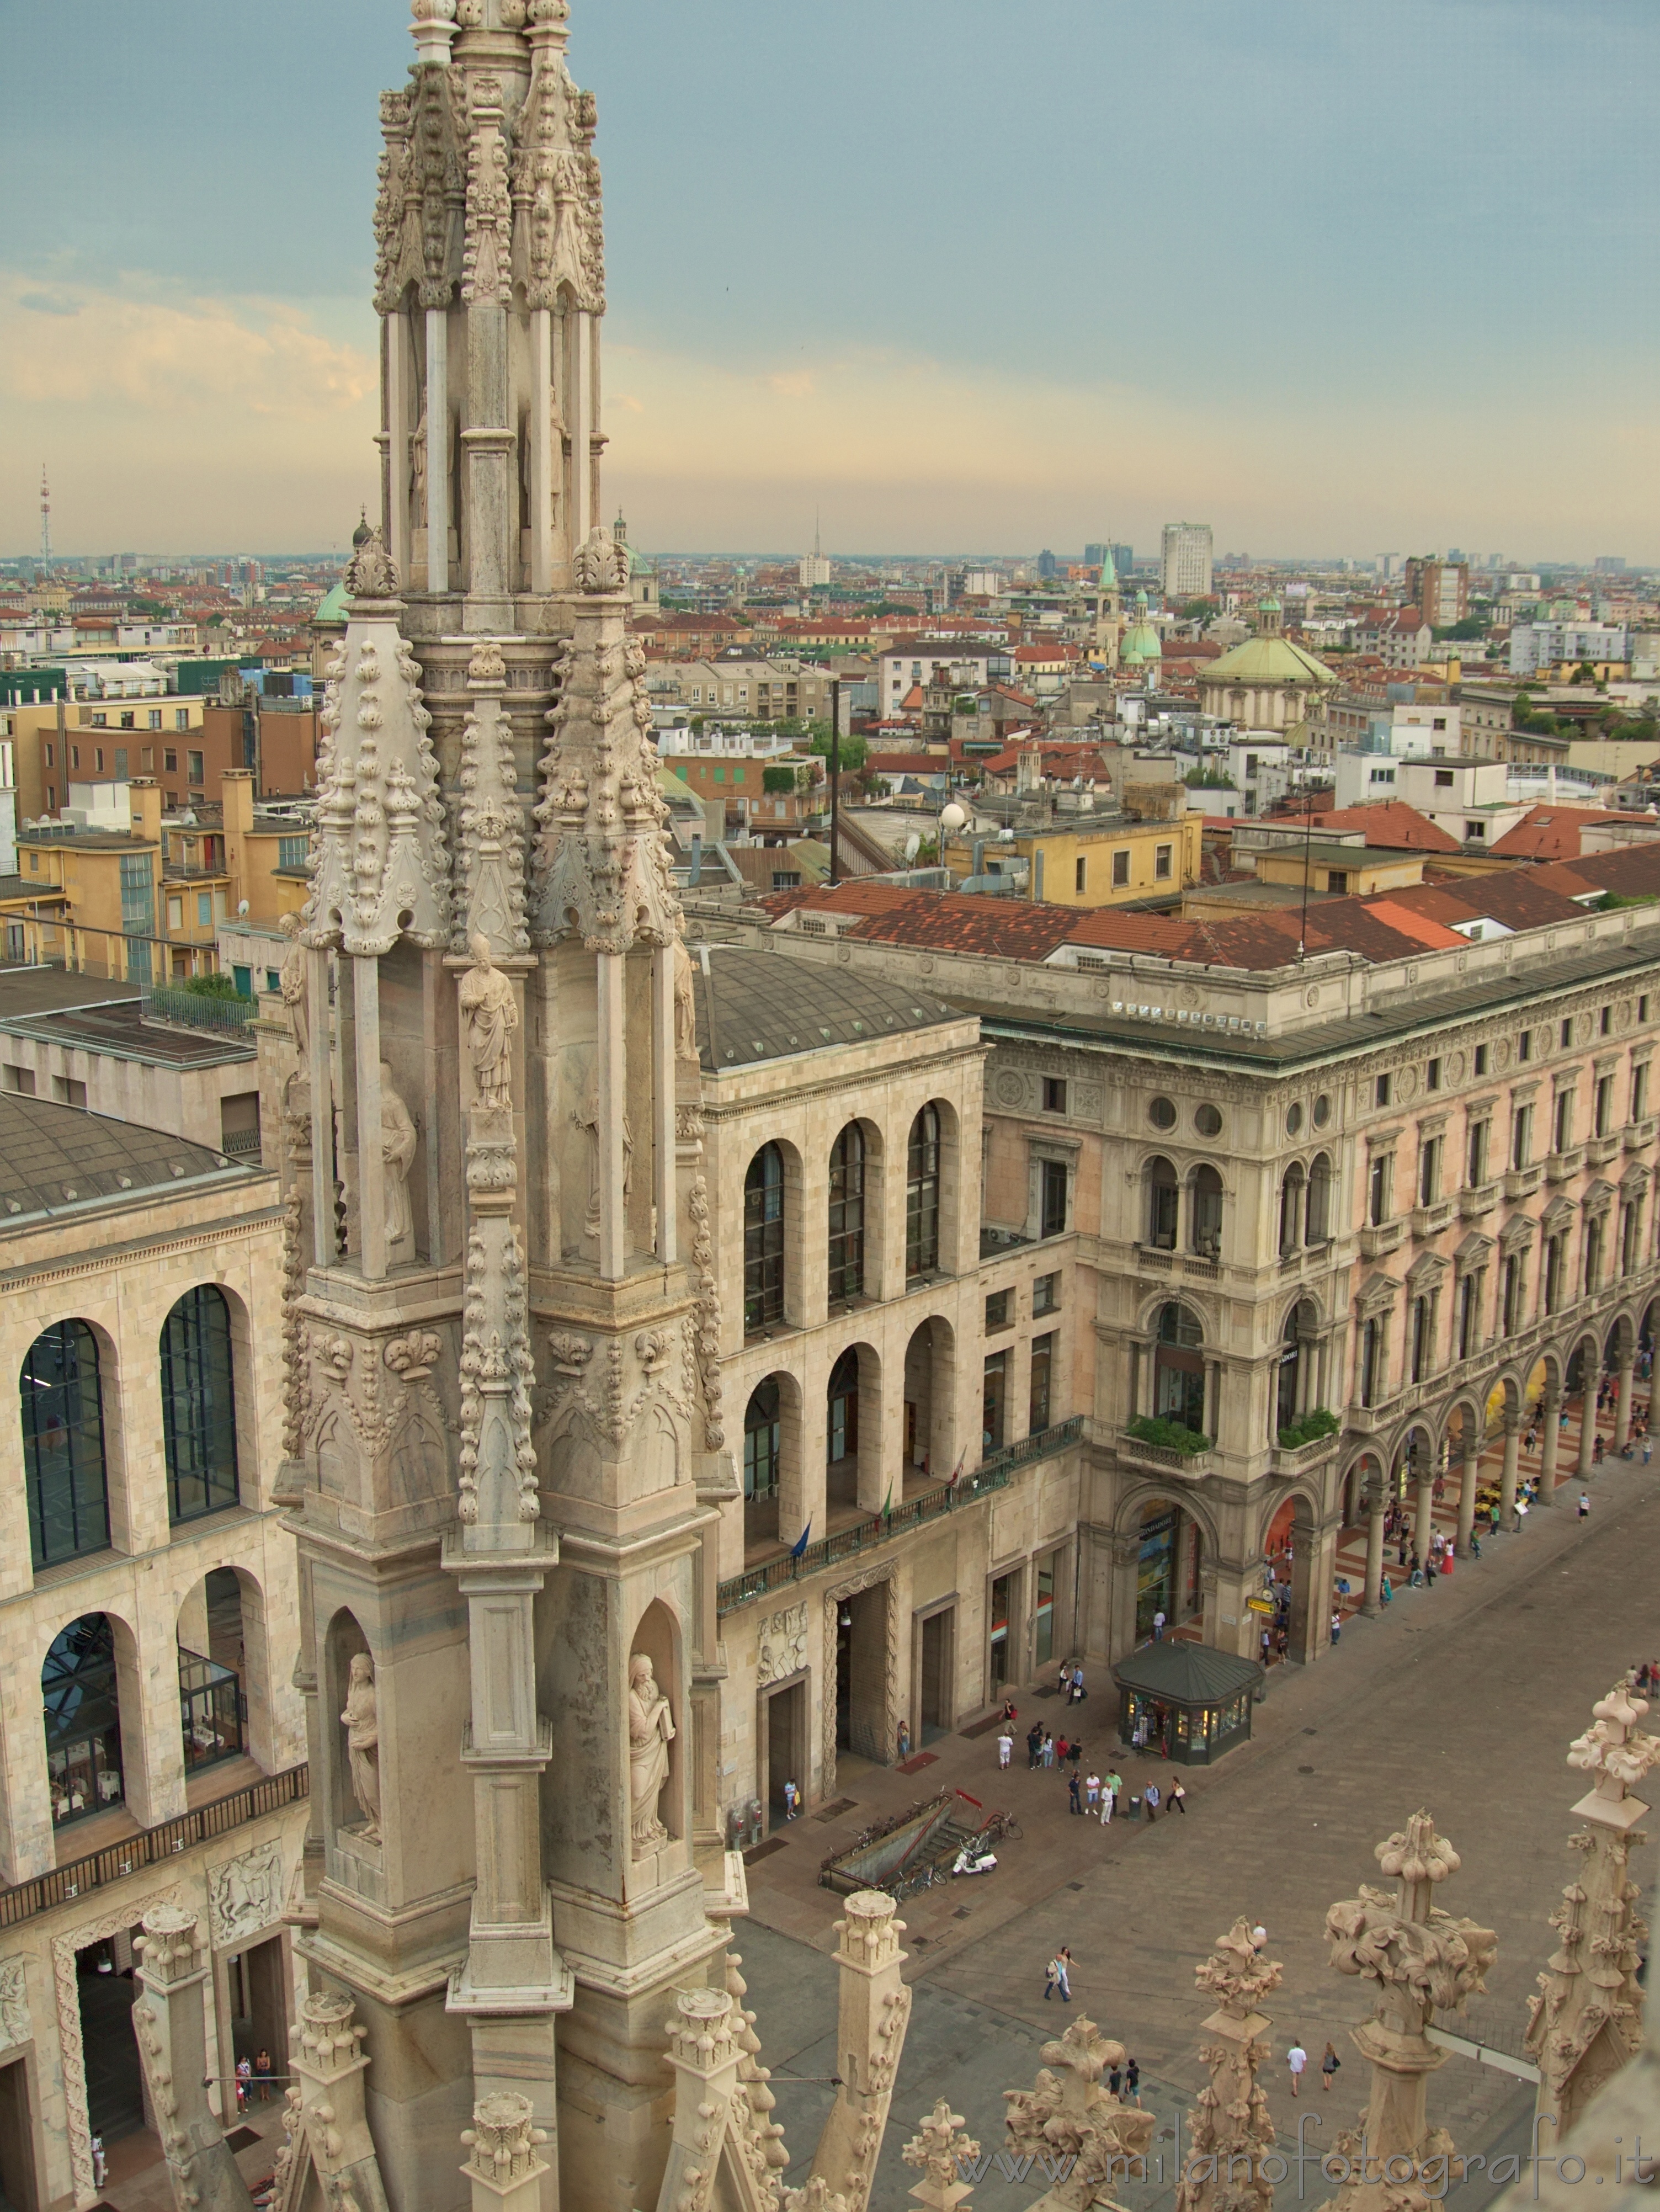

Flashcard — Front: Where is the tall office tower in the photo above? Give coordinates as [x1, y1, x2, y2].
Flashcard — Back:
[1160, 520, 1213, 600]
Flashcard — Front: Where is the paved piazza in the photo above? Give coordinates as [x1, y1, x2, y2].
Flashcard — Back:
[739, 1444, 1659, 2210]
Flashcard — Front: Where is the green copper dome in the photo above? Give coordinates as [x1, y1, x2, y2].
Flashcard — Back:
[1120, 588, 1162, 666]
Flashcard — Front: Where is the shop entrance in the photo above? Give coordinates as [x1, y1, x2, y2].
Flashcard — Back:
[224, 1936, 289, 2096]
[834, 1586, 887, 1764]
[0, 2059, 37, 2212]
[76, 1933, 147, 2147]
[763, 1678, 807, 1828]
[1135, 1502, 1204, 1639]
[988, 1571, 1019, 1690]
[919, 1607, 953, 1741]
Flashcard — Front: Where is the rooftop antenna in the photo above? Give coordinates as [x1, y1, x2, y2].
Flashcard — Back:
[39, 465, 51, 570]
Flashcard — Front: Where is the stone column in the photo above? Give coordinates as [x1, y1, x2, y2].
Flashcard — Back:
[1539, 1389, 1561, 1505]
[131, 1907, 254, 2212]
[1175, 1921, 1282, 2212]
[307, 946, 334, 1268]
[1499, 1415, 1522, 1532]
[597, 949, 626, 1281]
[1361, 1482, 1386, 1616]
[353, 956, 386, 1279]
[426, 307, 449, 595]
[1456, 1438, 1480, 1557]
[1414, 1459, 1435, 1566]
[1577, 1387, 1597, 1478]
[1615, 1357, 1636, 1451]
[288, 1989, 392, 2212]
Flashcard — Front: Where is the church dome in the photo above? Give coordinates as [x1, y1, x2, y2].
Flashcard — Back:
[1120, 588, 1162, 666]
[1202, 634, 1334, 687]
[351, 507, 374, 550]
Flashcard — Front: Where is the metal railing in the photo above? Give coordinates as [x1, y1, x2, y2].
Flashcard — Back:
[717, 1416, 1083, 1615]
[144, 986, 256, 1034]
[0, 1764, 308, 1929]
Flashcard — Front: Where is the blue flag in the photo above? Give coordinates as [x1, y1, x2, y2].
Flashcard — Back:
[789, 1522, 812, 1559]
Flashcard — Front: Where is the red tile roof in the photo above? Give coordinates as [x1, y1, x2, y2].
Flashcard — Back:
[1290, 802, 1463, 854]
[1487, 805, 1647, 862]
[847, 893, 1081, 960]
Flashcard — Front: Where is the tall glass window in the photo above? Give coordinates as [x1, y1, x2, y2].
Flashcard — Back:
[160, 1286, 240, 1524]
[827, 1124, 865, 1301]
[20, 1321, 110, 1570]
[1028, 1331, 1055, 1433]
[906, 1106, 941, 1277]
[743, 1144, 786, 1332]
[43, 1613, 124, 1827]
[743, 1380, 781, 1500]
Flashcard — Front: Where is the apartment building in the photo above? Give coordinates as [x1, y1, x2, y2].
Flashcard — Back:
[0, 1091, 306, 2211]
[1404, 557, 1470, 630]
[1160, 523, 1214, 601]
[1, 699, 206, 822]
[728, 839, 1660, 1681]
[943, 814, 1203, 906]
[691, 949, 1082, 1815]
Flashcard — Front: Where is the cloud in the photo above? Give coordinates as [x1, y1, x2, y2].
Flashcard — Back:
[18, 291, 80, 317]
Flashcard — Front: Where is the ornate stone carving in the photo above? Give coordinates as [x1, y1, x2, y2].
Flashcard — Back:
[0, 1959, 29, 2053]
[208, 1840, 285, 1948]
[381, 1063, 418, 1254]
[281, 1187, 307, 1460]
[345, 525, 400, 604]
[461, 79, 513, 307]
[305, 615, 450, 956]
[1526, 1683, 1656, 2140]
[458, 1219, 538, 1525]
[531, 595, 679, 954]
[1323, 1811, 1496, 2210]
[688, 1173, 725, 1450]
[822, 1572, 898, 1798]
[628, 1652, 675, 1856]
[340, 1653, 382, 1843]
[1003, 2017, 1156, 2212]
[385, 1331, 441, 1381]
[278, 910, 310, 1057]
[453, 650, 530, 957]
[54, 1886, 185, 2203]
[572, 525, 630, 594]
[460, 937, 520, 1109]
[723, 1952, 792, 2190]
[673, 937, 700, 1064]
[1175, 1922, 1281, 2212]
[902, 2103, 977, 2211]
[757, 1602, 808, 1687]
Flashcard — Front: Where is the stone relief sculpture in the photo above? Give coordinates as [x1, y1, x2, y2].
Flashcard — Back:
[381, 1065, 418, 1254]
[572, 524, 629, 595]
[575, 1071, 632, 1241]
[0, 1958, 29, 2054]
[460, 935, 519, 1109]
[209, 1840, 285, 1949]
[627, 1652, 674, 1855]
[278, 911, 310, 1060]
[340, 1653, 383, 1843]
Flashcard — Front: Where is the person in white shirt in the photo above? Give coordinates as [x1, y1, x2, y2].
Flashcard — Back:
[996, 1730, 1013, 1769]
[1287, 2041, 1307, 2097]
[1152, 1609, 1167, 1641]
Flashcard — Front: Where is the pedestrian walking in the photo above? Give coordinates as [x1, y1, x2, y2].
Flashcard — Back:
[897, 1719, 911, 1762]
[1144, 1780, 1161, 1822]
[1330, 1609, 1342, 1644]
[1125, 2059, 1141, 2106]
[1107, 2064, 1122, 2100]
[1251, 1924, 1267, 1952]
[1058, 1661, 1071, 1698]
[1068, 1771, 1082, 1815]
[1578, 1492, 1592, 1520]
[1055, 1948, 1073, 2003]
[1056, 1734, 1070, 1767]
[996, 1729, 1013, 1770]
[784, 1778, 800, 1820]
[1105, 1769, 1122, 1822]
[1321, 2043, 1340, 2093]
[1071, 1663, 1086, 1704]
[1169, 1779, 1187, 1815]
[1152, 1609, 1166, 1642]
[1042, 1730, 1056, 1767]
[1287, 2042, 1307, 2098]
[1645, 1437, 1653, 1466]
[236, 2055, 252, 2113]
[1027, 1722, 1043, 1769]
[91, 2139, 107, 2193]
[1084, 1770, 1100, 1812]
[254, 2047, 273, 2103]
[1044, 1954, 1061, 2001]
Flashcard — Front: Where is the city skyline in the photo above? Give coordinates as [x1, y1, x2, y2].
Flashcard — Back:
[3, 0, 1658, 559]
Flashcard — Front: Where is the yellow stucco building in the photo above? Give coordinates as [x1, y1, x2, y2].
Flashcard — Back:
[946, 813, 1204, 907]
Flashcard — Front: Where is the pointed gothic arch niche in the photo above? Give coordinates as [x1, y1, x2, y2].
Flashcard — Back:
[627, 1597, 685, 1857]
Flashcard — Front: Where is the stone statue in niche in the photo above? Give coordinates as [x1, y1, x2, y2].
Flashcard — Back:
[673, 939, 699, 1065]
[380, 1062, 417, 1253]
[628, 1652, 674, 1856]
[410, 402, 428, 531]
[340, 1652, 382, 1843]
[459, 933, 518, 1109]
[574, 1070, 634, 1242]
[278, 911, 309, 1060]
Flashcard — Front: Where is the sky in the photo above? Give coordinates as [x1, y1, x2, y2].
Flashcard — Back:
[3, 0, 1659, 562]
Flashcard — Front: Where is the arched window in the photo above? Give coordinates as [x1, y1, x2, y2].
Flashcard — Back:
[1190, 1165, 1224, 1258]
[906, 1105, 941, 1278]
[827, 1349, 860, 1465]
[744, 1144, 785, 1332]
[161, 1285, 240, 1525]
[43, 1613, 124, 1827]
[20, 1320, 109, 1571]
[828, 1124, 865, 1302]
[1306, 1154, 1333, 1243]
[1153, 1301, 1206, 1434]
[1278, 1163, 1306, 1257]
[1146, 1156, 1178, 1250]
[743, 1380, 780, 1500]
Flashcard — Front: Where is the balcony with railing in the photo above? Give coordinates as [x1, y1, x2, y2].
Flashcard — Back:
[716, 1417, 1083, 1615]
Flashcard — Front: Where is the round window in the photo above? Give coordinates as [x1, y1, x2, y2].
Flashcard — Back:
[1149, 1097, 1177, 1130]
[1285, 1102, 1303, 1137]
[1313, 1094, 1332, 1129]
[1194, 1103, 1223, 1138]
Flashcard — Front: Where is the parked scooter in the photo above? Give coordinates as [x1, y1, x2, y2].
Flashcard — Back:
[951, 1844, 998, 1877]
